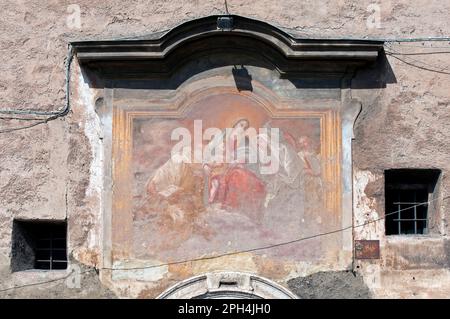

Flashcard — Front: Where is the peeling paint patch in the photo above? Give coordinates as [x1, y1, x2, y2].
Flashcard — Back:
[77, 72, 103, 200]
[354, 170, 381, 239]
[75, 70, 104, 250]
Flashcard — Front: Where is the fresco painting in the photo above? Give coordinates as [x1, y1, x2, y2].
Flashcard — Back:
[130, 93, 328, 262]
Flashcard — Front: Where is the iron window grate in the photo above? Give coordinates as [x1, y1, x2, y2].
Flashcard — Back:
[34, 225, 68, 270]
[384, 169, 440, 236]
[388, 189, 428, 235]
[11, 220, 68, 272]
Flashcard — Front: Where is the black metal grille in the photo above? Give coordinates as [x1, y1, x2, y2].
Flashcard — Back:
[386, 188, 428, 235]
[34, 223, 68, 270]
[11, 220, 67, 271]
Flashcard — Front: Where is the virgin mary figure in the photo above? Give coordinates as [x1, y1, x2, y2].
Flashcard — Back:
[202, 118, 266, 219]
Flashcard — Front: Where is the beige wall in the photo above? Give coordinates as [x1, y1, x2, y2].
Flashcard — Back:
[0, 1, 449, 298]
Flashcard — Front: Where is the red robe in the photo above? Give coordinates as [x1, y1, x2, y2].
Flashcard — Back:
[211, 165, 266, 219]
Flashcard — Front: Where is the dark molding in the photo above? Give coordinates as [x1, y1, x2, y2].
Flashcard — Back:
[72, 15, 384, 79]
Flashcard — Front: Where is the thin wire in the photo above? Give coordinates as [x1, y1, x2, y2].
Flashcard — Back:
[0, 45, 73, 133]
[0, 116, 48, 121]
[0, 45, 73, 117]
[386, 44, 450, 69]
[386, 51, 450, 56]
[386, 42, 450, 49]
[1, 195, 448, 291]
[224, 0, 230, 15]
[0, 269, 93, 293]
[386, 52, 450, 75]
[382, 37, 450, 43]
[276, 24, 450, 43]
[103, 195, 450, 271]
[0, 34, 449, 127]
[385, 43, 450, 74]
[0, 116, 59, 134]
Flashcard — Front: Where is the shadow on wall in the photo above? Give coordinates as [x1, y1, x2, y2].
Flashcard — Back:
[78, 50, 395, 94]
[352, 52, 397, 89]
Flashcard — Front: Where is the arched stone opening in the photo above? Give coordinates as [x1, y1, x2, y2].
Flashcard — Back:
[158, 272, 297, 299]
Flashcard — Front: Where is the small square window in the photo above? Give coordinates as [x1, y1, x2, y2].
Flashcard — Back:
[11, 220, 67, 272]
[385, 169, 440, 236]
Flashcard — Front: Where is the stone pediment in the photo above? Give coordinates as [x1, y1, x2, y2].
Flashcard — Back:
[72, 15, 383, 79]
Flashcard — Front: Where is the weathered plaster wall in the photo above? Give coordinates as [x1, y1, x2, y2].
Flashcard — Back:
[352, 44, 450, 298]
[1, 1, 449, 298]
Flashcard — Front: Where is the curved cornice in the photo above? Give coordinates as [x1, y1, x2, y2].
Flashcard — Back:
[72, 15, 384, 80]
[73, 15, 383, 61]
